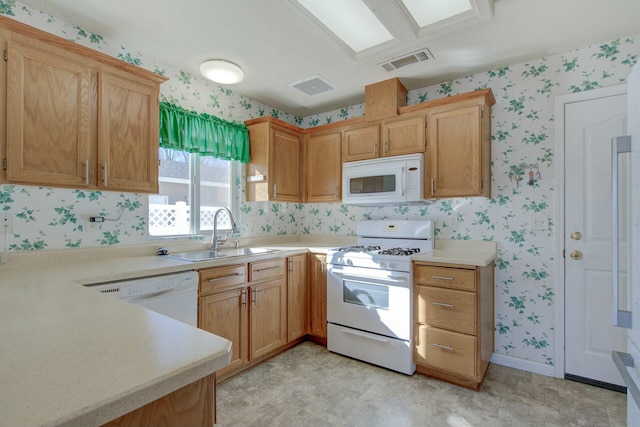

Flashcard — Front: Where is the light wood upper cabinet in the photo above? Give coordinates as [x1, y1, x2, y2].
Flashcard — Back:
[381, 115, 426, 157]
[342, 115, 425, 162]
[98, 71, 160, 193]
[425, 90, 493, 198]
[342, 123, 380, 162]
[246, 118, 302, 202]
[6, 40, 94, 187]
[0, 16, 167, 192]
[305, 130, 341, 202]
[287, 254, 308, 341]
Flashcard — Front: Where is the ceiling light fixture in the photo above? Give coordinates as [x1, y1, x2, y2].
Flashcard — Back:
[199, 59, 244, 84]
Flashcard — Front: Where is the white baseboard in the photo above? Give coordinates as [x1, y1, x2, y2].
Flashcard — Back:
[490, 353, 557, 378]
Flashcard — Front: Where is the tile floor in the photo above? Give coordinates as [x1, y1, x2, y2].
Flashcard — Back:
[216, 341, 626, 427]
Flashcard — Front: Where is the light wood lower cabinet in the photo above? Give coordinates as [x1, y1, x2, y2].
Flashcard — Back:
[198, 258, 288, 381]
[249, 275, 287, 359]
[103, 374, 215, 427]
[414, 261, 494, 390]
[308, 253, 327, 344]
[287, 254, 308, 341]
[199, 286, 248, 377]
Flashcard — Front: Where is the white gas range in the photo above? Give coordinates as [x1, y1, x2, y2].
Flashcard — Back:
[326, 220, 434, 375]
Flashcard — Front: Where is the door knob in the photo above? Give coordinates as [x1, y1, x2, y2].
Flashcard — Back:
[570, 250, 583, 260]
[570, 231, 582, 240]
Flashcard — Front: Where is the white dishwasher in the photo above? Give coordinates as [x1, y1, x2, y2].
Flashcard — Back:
[86, 271, 198, 327]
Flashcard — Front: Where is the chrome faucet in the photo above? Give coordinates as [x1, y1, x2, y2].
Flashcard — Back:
[211, 207, 239, 252]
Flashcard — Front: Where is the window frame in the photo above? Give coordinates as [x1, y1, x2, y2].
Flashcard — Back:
[150, 149, 239, 238]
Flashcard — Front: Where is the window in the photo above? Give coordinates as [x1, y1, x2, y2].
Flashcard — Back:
[149, 148, 237, 236]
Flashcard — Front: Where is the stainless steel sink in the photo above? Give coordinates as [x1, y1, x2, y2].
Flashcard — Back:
[166, 247, 279, 262]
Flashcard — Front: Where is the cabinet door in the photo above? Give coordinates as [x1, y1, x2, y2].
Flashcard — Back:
[382, 115, 425, 157]
[427, 105, 483, 198]
[270, 127, 301, 201]
[250, 278, 287, 359]
[6, 41, 93, 187]
[342, 124, 379, 162]
[306, 131, 341, 202]
[308, 253, 327, 341]
[98, 71, 159, 193]
[198, 287, 248, 377]
[287, 254, 308, 341]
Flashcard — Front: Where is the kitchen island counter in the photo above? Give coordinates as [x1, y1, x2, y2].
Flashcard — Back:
[0, 264, 232, 427]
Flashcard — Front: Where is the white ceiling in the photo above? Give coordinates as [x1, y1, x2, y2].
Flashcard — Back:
[18, 0, 640, 117]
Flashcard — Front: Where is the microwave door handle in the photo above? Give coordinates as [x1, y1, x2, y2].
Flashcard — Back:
[611, 135, 631, 328]
[401, 167, 406, 196]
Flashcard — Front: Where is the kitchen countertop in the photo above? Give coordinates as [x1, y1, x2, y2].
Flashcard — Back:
[0, 235, 495, 426]
[413, 239, 497, 266]
[0, 236, 342, 427]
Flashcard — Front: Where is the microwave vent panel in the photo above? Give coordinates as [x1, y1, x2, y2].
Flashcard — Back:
[380, 48, 434, 72]
[290, 75, 336, 96]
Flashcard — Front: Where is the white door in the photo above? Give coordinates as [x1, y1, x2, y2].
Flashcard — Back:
[565, 91, 627, 386]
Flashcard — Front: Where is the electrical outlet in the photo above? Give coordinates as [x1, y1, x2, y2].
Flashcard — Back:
[1, 213, 14, 234]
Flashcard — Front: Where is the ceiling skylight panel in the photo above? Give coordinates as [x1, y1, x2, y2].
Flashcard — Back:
[401, 0, 473, 27]
[296, 0, 394, 52]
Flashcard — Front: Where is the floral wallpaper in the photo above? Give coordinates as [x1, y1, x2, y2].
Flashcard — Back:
[1, 1, 639, 368]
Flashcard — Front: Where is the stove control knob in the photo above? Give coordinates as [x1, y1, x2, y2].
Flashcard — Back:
[346, 259, 353, 266]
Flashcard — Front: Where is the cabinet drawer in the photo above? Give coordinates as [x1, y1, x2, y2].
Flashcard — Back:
[416, 286, 475, 335]
[418, 326, 476, 378]
[414, 265, 476, 291]
[249, 258, 285, 283]
[199, 264, 246, 294]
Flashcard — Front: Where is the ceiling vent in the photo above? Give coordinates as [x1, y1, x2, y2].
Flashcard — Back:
[380, 48, 434, 72]
[289, 75, 336, 96]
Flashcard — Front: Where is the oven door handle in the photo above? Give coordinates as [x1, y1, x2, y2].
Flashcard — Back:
[341, 328, 389, 343]
[329, 271, 409, 286]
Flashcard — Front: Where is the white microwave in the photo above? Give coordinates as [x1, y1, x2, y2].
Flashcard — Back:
[342, 153, 425, 205]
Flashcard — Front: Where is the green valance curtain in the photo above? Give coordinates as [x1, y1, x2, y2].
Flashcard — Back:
[159, 102, 250, 163]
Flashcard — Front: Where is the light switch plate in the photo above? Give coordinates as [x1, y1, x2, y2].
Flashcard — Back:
[1, 213, 14, 234]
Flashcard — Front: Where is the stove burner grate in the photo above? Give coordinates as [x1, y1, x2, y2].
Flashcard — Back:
[336, 245, 381, 253]
[377, 247, 421, 256]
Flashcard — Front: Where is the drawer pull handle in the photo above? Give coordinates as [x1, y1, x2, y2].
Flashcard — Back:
[208, 273, 242, 282]
[432, 343, 454, 351]
[432, 301, 454, 308]
[432, 275, 454, 281]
